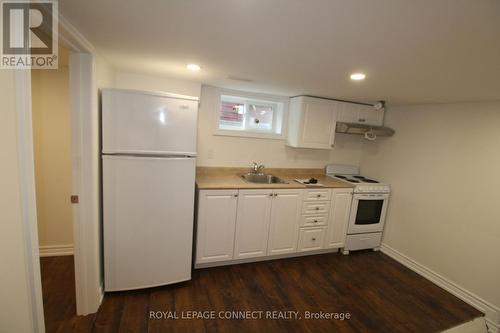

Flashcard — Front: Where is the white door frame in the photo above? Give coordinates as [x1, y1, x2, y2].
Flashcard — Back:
[16, 13, 104, 333]
[68, 52, 103, 315]
[15, 68, 46, 333]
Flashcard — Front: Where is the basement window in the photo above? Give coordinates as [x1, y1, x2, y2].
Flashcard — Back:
[215, 89, 287, 139]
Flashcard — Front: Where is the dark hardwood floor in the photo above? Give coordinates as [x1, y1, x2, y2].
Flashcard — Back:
[40, 252, 482, 333]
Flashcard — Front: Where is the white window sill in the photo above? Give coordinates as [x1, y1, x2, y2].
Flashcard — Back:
[214, 129, 285, 140]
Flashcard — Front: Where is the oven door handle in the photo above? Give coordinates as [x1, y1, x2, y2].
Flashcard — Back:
[353, 193, 390, 200]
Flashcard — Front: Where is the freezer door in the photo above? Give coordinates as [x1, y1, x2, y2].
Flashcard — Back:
[103, 155, 195, 291]
[102, 89, 198, 155]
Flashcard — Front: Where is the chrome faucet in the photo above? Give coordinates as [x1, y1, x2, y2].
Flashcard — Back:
[251, 162, 265, 174]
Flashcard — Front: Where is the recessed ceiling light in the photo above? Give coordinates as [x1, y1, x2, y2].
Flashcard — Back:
[350, 73, 366, 81]
[187, 64, 201, 71]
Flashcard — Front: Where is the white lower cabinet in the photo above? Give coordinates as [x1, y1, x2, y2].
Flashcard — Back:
[196, 187, 353, 266]
[233, 190, 273, 259]
[298, 227, 326, 252]
[325, 189, 353, 248]
[267, 189, 303, 255]
[196, 190, 238, 264]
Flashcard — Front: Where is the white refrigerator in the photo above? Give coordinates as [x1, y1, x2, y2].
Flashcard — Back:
[101, 88, 198, 291]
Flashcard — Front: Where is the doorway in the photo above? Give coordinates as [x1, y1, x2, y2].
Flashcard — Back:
[31, 42, 79, 332]
[12, 13, 105, 332]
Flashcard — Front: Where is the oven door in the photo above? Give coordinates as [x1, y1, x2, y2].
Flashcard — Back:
[348, 193, 389, 234]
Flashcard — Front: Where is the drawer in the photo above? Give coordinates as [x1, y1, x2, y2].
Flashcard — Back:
[345, 233, 382, 251]
[298, 228, 326, 252]
[300, 214, 328, 227]
[304, 189, 332, 201]
[302, 201, 330, 215]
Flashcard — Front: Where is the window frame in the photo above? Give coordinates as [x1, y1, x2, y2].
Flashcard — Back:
[213, 87, 288, 140]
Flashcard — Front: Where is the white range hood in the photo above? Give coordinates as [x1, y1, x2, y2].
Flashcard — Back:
[336, 122, 395, 141]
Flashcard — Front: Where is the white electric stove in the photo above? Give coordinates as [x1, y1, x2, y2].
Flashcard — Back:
[326, 164, 391, 254]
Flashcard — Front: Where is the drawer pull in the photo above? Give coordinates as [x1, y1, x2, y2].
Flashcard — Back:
[312, 237, 316, 241]
[315, 207, 320, 210]
[316, 194, 321, 198]
[314, 220, 318, 223]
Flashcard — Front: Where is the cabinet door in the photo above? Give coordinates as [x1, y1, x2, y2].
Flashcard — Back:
[335, 101, 358, 123]
[336, 102, 385, 126]
[298, 227, 326, 252]
[234, 190, 273, 259]
[267, 189, 303, 255]
[325, 189, 353, 248]
[357, 104, 384, 126]
[300, 98, 336, 149]
[196, 190, 238, 264]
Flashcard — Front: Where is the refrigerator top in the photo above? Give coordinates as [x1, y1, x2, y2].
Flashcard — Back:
[101, 88, 199, 102]
[101, 151, 197, 157]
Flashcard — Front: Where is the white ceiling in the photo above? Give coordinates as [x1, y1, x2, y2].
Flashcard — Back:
[59, 0, 500, 105]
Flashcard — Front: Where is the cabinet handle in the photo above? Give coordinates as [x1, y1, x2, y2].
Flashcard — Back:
[316, 194, 321, 198]
[234, 194, 238, 197]
[274, 193, 278, 197]
[312, 237, 316, 241]
[358, 118, 366, 122]
[314, 220, 318, 223]
[315, 207, 320, 210]
[269, 193, 273, 197]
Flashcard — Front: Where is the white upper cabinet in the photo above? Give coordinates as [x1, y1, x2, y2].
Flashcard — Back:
[336, 102, 384, 126]
[196, 190, 238, 264]
[267, 189, 303, 255]
[287, 96, 336, 149]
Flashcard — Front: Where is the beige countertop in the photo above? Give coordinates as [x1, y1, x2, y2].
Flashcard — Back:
[196, 167, 354, 190]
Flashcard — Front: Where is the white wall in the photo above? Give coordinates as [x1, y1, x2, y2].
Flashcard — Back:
[95, 55, 114, 89]
[0, 71, 36, 332]
[113, 70, 201, 97]
[361, 102, 500, 321]
[197, 85, 364, 168]
[32, 49, 74, 250]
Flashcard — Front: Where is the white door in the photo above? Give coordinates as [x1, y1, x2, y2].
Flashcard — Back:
[267, 189, 303, 255]
[103, 155, 195, 291]
[196, 190, 238, 264]
[325, 189, 353, 248]
[234, 190, 272, 259]
[300, 97, 336, 149]
[102, 89, 199, 155]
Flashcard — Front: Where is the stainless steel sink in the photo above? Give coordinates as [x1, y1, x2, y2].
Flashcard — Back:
[241, 173, 288, 184]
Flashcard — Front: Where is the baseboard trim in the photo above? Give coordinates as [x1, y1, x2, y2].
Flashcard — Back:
[380, 243, 500, 333]
[39, 244, 74, 257]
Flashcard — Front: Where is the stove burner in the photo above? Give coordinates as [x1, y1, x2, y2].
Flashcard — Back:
[334, 175, 347, 179]
[353, 175, 366, 179]
[363, 179, 379, 183]
[347, 179, 360, 183]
